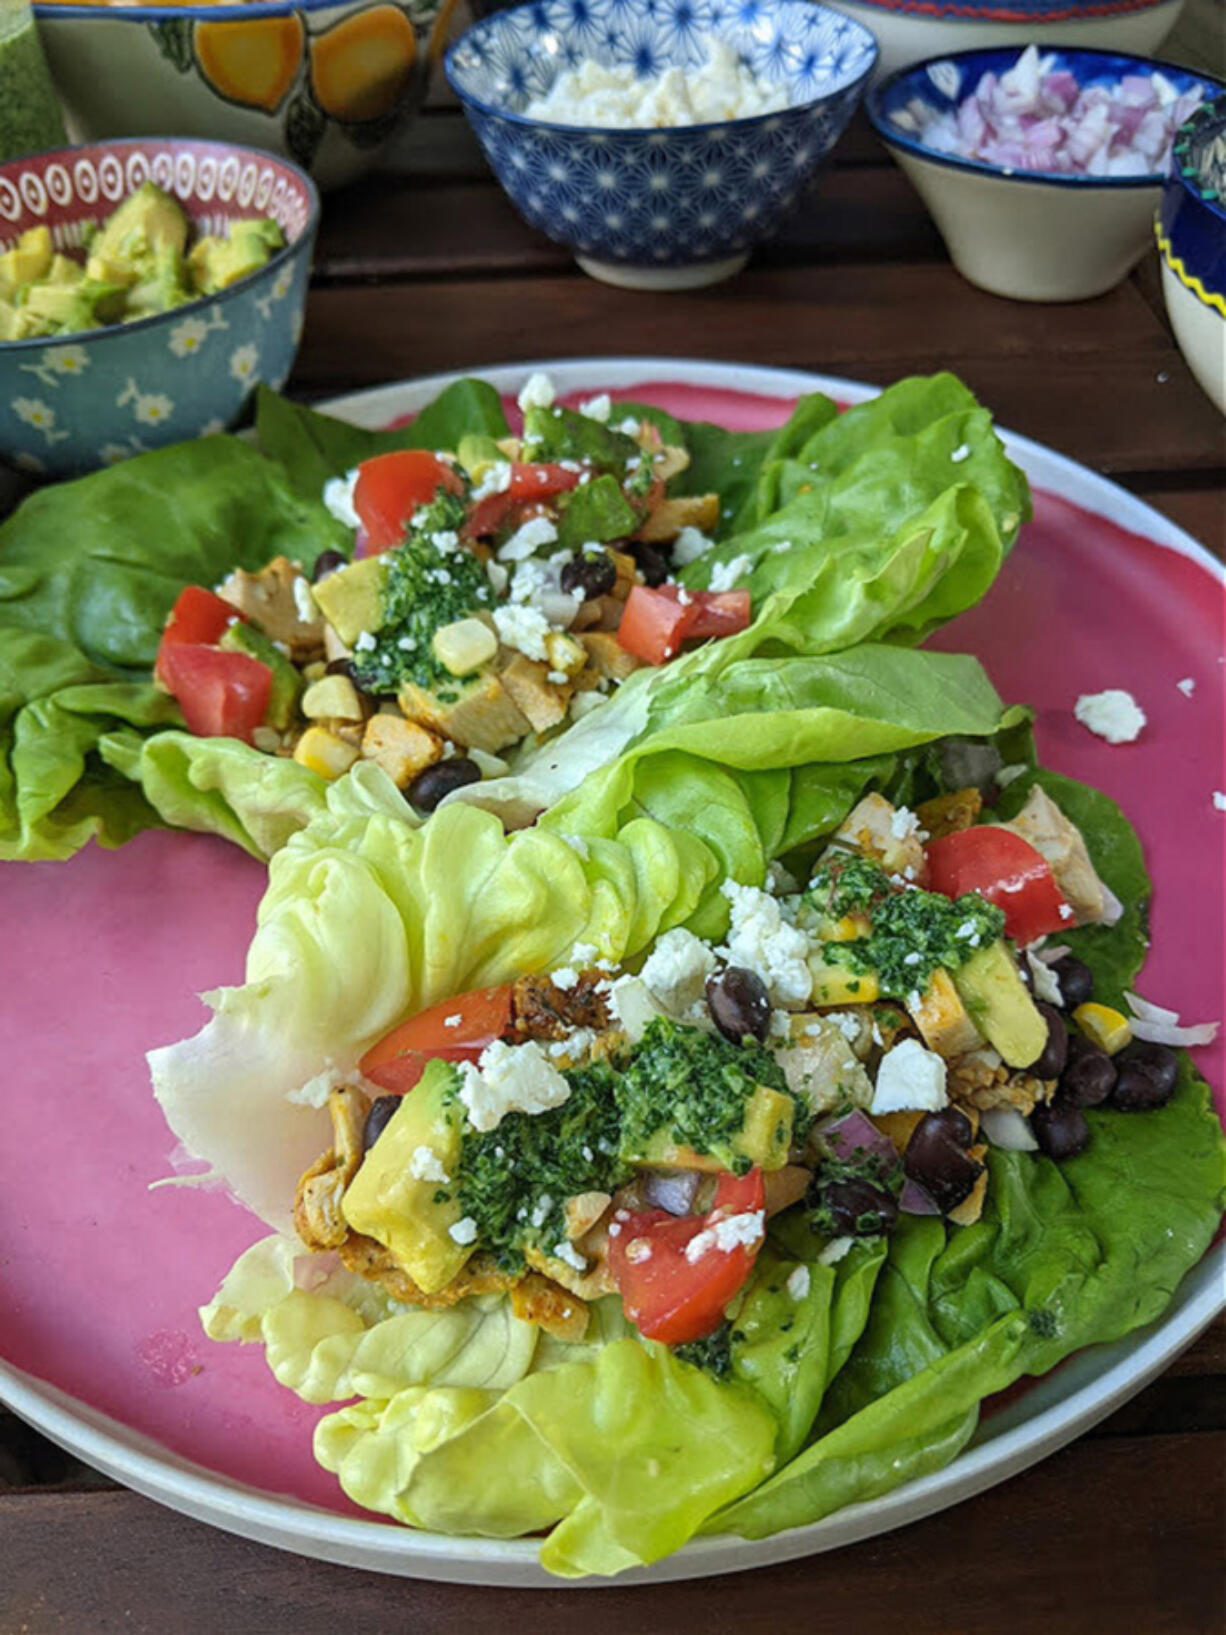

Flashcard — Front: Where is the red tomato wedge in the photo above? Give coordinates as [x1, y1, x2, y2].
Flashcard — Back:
[360, 983, 514, 1094]
[617, 584, 753, 665]
[353, 450, 464, 554]
[464, 490, 516, 541]
[158, 645, 271, 745]
[509, 462, 582, 502]
[926, 826, 1071, 947]
[609, 1168, 765, 1345]
[155, 586, 237, 683]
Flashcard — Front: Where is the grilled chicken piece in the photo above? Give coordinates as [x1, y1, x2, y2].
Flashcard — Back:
[510, 971, 612, 1042]
[524, 1243, 615, 1301]
[912, 969, 984, 1059]
[497, 654, 573, 734]
[916, 786, 983, 840]
[292, 1087, 370, 1251]
[337, 1236, 519, 1307]
[999, 785, 1120, 925]
[637, 493, 720, 544]
[511, 1273, 590, 1341]
[578, 630, 642, 683]
[828, 792, 927, 881]
[398, 673, 529, 754]
[216, 555, 323, 662]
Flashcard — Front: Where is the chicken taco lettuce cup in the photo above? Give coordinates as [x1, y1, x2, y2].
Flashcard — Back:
[149, 673, 1224, 1579]
[0, 369, 1026, 859]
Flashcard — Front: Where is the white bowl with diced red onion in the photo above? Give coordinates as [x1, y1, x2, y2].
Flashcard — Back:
[867, 46, 1222, 300]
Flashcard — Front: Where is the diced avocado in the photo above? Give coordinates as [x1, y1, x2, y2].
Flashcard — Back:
[952, 941, 1047, 1069]
[85, 182, 188, 286]
[220, 620, 302, 731]
[0, 226, 53, 294]
[47, 254, 85, 286]
[187, 217, 284, 295]
[456, 433, 505, 480]
[125, 247, 194, 320]
[522, 403, 639, 468]
[310, 555, 386, 648]
[398, 672, 529, 754]
[808, 952, 879, 1007]
[341, 1064, 471, 1294]
[554, 473, 639, 552]
[20, 277, 126, 335]
[0, 298, 23, 341]
[628, 1083, 794, 1174]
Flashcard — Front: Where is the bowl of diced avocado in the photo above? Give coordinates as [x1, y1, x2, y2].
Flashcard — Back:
[0, 136, 318, 477]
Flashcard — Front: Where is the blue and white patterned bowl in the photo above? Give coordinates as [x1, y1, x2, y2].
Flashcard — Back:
[0, 137, 318, 478]
[445, 0, 878, 289]
[1157, 95, 1226, 413]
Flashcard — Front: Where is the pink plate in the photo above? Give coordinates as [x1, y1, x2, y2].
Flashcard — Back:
[1, 362, 1222, 1585]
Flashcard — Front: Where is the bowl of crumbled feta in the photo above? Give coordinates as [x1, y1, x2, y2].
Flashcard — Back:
[444, 0, 877, 289]
[867, 45, 1221, 301]
[1157, 94, 1226, 414]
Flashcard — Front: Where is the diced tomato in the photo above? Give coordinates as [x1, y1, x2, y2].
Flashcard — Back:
[609, 1168, 765, 1346]
[360, 983, 514, 1094]
[509, 462, 581, 502]
[158, 644, 271, 745]
[683, 589, 751, 639]
[616, 584, 752, 665]
[353, 450, 464, 554]
[925, 826, 1072, 947]
[155, 586, 238, 683]
[464, 490, 517, 541]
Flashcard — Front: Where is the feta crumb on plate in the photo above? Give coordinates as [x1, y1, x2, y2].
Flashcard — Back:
[1176, 677, 1196, 697]
[1074, 688, 1146, 744]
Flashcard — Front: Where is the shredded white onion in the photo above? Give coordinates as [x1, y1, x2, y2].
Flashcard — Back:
[979, 1106, 1039, 1151]
[1125, 991, 1220, 1047]
[901, 46, 1205, 178]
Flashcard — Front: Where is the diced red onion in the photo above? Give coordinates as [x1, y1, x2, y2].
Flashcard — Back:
[904, 46, 1204, 179]
[979, 1106, 1039, 1152]
[900, 1178, 942, 1215]
[640, 1170, 702, 1216]
[819, 1108, 898, 1166]
[1125, 991, 1220, 1048]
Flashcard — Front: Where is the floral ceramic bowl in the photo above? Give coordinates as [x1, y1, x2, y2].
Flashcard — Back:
[0, 137, 317, 478]
[822, 0, 1186, 82]
[445, 0, 878, 290]
[868, 47, 1221, 301]
[33, 0, 449, 192]
[1157, 95, 1226, 414]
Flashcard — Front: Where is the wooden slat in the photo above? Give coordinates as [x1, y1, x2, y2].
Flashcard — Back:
[295, 264, 1223, 473]
[1128, 483, 1226, 554]
[3, 1432, 1222, 1633]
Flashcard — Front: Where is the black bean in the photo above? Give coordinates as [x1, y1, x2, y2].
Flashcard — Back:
[706, 967, 771, 1045]
[362, 1095, 400, 1152]
[1050, 954, 1094, 1010]
[560, 550, 616, 600]
[1060, 1032, 1116, 1107]
[325, 657, 356, 679]
[1031, 1097, 1090, 1160]
[1111, 1040, 1179, 1111]
[1027, 1001, 1069, 1079]
[820, 1177, 899, 1238]
[628, 540, 671, 587]
[407, 756, 482, 815]
[903, 1110, 982, 1213]
[312, 549, 348, 582]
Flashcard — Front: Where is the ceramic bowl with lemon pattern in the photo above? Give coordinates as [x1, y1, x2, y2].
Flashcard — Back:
[33, 0, 451, 190]
[0, 137, 317, 477]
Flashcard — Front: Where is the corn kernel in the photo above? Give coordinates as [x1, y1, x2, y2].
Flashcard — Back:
[293, 726, 360, 781]
[1073, 1002, 1132, 1055]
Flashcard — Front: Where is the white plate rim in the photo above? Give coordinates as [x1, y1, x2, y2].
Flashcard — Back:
[2, 357, 1221, 1588]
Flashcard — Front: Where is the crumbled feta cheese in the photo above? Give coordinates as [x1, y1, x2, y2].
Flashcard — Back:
[950, 442, 971, 463]
[765, 860, 800, 897]
[485, 559, 509, 596]
[579, 393, 611, 423]
[517, 371, 555, 412]
[570, 943, 598, 964]
[547, 669, 570, 686]
[408, 1146, 449, 1183]
[286, 1062, 353, 1108]
[291, 575, 317, 623]
[472, 461, 512, 501]
[456, 1040, 571, 1132]
[397, 635, 418, 652]
[1026, 950, 1063, 1006]
[1176, 676, 1196, 697]
[786, 1264, 811, 1300]
[493, 603, 552, 661]
[449, 1216, 478, 1245]
[615, 416, 640, 436]
[685, 1210, 765, 1263]
[530, 1194, 554, 1229]
[353, 630, 377, 653]
[552, 1240, 589, 1272]
[551, 966, 579, 990]
[720, 881, 813, 1007]
[1215, 791, 1226, 812]
[498, 515, 559, 563]
[672, 525, 715, 566]
[1074, 688, 1146, 744]
[870, 1038, 948, 1115]
[890, 805, 926, 841]
[443, 1013, 462, 1028]
[707, 553, 753, 592]
[639, 928, 716, 1016]
[321, 468, 360, 530]
[545, 1027, 594, 1060]
[818, 1236, 853, 1266]
[431, 529, 460, 553]
[1058, 902, 1075, 921]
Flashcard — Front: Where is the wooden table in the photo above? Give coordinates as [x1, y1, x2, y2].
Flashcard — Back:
[3, 10, 1224, 1629]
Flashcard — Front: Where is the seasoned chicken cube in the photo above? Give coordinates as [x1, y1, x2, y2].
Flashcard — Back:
[498, 654, 573, 734]
[510, 1273, 590, 1341]
[829, 792, 927, 881]
[216, 555, 323, 662]
[360, 714, 444, 788]
[913, 969, 984, 1059]
[916, 787, 983, 840]
[637, 493, 720, 544]
[579, 630, 642, 683]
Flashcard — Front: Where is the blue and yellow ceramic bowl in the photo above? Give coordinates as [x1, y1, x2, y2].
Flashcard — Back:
[445, 0, 878, 290]
[1158, 95, 1226, 413]
[0, 136, 318, 478]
